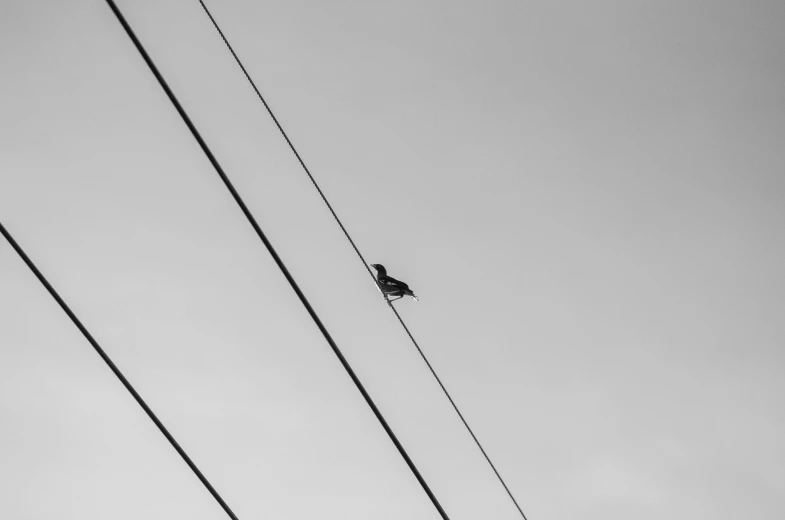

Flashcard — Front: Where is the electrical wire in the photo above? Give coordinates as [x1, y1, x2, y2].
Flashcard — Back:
[196, 0, 379, 284]
[103, 1, 451, 519]
[0, 221, 242, 520]
[195, 2, 530, 518]
[388, 305, 529, 520]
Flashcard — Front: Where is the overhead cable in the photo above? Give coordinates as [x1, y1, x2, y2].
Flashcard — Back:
[103, 1, 451, 519]
[195, 2, 530, 519]
[0, 221, 242, 520]
[196, 0, 379, 284]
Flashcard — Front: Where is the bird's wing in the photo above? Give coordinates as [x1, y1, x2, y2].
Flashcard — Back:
[386, 276, 410, 290]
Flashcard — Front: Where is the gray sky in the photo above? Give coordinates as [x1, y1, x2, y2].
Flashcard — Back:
[2, 0, 784, 519]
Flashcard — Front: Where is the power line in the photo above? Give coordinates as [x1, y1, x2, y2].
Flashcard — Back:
[103, 1, 451, 519]
[388, 305, 530, 520]
[195, 0, 379, 284]
[0, 221, 242, 520]
[195, 2, 530, 519]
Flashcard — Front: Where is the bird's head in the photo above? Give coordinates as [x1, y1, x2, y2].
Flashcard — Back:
[371, 264, 386, 274]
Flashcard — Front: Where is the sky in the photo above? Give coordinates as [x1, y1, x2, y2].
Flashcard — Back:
[1, 0, 784, 519]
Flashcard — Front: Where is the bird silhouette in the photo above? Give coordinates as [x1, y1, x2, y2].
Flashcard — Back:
[371, 264, 418, 302]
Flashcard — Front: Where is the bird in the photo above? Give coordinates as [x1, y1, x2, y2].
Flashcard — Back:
[371, 264, 418, 302]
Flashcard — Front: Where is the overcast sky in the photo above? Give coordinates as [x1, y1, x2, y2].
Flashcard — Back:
[2, 1, 784, 519]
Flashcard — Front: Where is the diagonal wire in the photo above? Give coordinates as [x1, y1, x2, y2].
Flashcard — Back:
[103, 1, 450, 519]
[195, 2, 530, 519]
[195, 0, 379, 284]
[387, 304, 529, 520]
[0, 221, 242, 520]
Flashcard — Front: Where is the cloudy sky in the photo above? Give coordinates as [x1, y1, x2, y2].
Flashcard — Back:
[2, 0, 784, 519]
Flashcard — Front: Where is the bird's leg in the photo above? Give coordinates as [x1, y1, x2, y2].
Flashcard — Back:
[387, 295, 403, 302]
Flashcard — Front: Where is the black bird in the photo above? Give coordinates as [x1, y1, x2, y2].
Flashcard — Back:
[371, 264, 418, 302]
